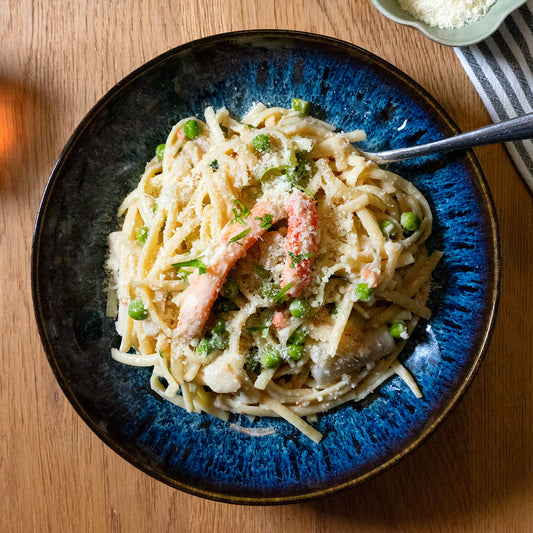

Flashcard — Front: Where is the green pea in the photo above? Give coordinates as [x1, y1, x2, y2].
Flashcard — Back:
[184, 119, 201, 140]
[252, 133, 271, 152]
[291, 98, 311, 116]
[379, 219, 398, 239]
[222, 278, 240, 300]
[287, 344, 305, 361]
[400, 212, 421, 232]
[285, 150, 313, 186]
[212, 319, 227, 335]
[196, 337, 213, 357]
[259, 282, 278, 300]
[289, 298, 309, 318]
[128, 298, 148, 320]
[288, 328, 306, 346]
[211, 333, 228, 350]
[135, 226, 149, 244]
[389, 322, 407, 339]
[355, 282, 374, 302]
[260, 347, 282, 369]
[213, 297, 238, 314]
[259, 166, 284, 182]
[155, 143, 165, 161]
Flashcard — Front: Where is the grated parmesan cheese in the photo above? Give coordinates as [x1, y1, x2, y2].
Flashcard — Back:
[398, 0, 497, 29]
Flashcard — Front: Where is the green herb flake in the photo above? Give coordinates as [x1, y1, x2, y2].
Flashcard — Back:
[209, 159, 219, 170]
[171, 258, 207, 274]
[273, 282, 293, 305]
[293, 183, 315, 198]
[177, 269, 193, 282]
[288, 251, 314, 268]
[227, 227, 251, 245]
[285, 150, 315, 198]
[255, 213, 273, 229]
[231, 200, 251, 226]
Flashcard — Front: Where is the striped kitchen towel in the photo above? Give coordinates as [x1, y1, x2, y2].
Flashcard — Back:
[455, 0, 533, 193]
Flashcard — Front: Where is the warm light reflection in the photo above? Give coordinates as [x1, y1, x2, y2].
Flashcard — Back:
[0, 82, 18, 163]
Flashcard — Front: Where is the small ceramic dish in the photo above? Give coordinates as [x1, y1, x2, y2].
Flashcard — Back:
[371, 0, 527, 46]
[32, 30, 500, 504]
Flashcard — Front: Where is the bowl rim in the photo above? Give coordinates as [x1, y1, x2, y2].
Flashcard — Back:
[31, 29, 501, 505]
[370, 0, 528, 46]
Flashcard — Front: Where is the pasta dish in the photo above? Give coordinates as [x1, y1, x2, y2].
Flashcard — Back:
[106, 101, 442, 443]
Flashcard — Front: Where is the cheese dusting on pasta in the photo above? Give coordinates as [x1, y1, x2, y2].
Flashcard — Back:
[106, 103, 442, 443]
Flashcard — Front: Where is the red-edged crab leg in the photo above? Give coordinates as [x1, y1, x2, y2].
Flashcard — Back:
[176, 202, 284, 341]
[176, 191, 319, 341]
[281, 190, 320, 297]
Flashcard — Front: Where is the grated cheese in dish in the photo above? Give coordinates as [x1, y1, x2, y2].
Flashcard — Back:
[398, 0, 497, 29]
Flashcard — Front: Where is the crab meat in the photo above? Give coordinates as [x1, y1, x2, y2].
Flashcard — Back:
[281, 190, 320, 297]
[176, 201, 285, 340]
[176, 191, 320, 341]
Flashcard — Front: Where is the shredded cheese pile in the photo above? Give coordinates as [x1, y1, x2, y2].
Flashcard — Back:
[398, 0, 497, 29]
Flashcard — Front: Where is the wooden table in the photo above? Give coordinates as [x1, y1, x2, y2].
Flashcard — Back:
[2, 1, 532, 531]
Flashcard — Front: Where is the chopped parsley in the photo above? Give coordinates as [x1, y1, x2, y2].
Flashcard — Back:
[171, 258, 207, 275]
[228, 227, 251, 245]
[288, 251, 314, 268]
[248, 320, 272, 338]
[231, 200, 251, 226]
[209, 159, 219, 170]
[293, 183, 315, 198]
[177, 269, 193, 282]
[255, 213, 273, 229]
[273, 282, 293, 305]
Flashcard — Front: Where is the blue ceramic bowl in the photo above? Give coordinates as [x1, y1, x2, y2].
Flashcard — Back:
[32, 31, 500, 504]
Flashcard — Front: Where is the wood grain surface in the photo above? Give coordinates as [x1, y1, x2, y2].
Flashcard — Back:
[1, 1, 532, 531]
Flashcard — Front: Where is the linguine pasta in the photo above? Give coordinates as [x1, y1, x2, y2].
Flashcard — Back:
[106, 102, 442, 443]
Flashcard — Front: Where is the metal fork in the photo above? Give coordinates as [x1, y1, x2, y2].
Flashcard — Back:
[356, 113, 533, 165]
